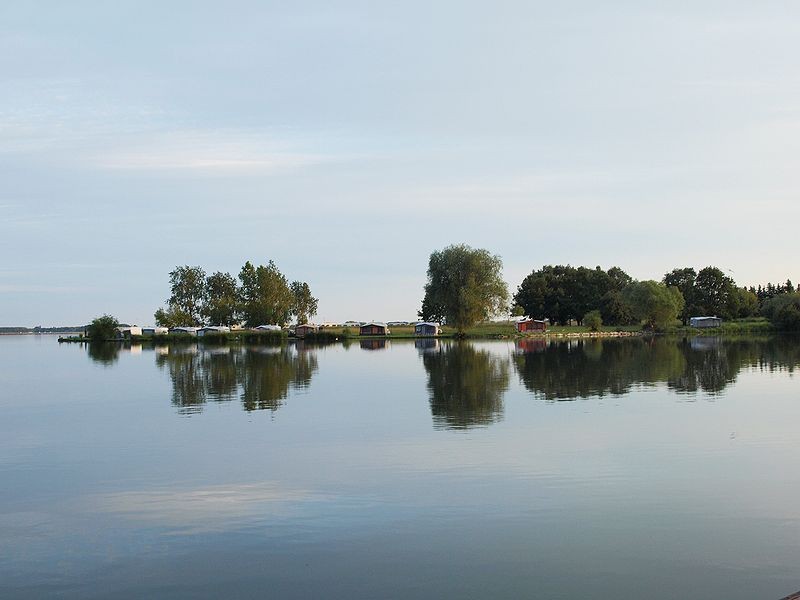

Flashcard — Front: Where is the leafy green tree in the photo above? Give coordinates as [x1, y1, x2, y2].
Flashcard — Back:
[419, 244, 509, 334]
[238, 260, 294, 327]
[514, 265, 633, 325]
[736, 287, 758, 318]
[599, 289, 635, 325]
[203, 271, 240, 326]
[583, 310, 602, 332]
[694, 266, 739, 320]
[158, 265, 207, 326]
[290, 280, 319, 324]
[623, 281, 684, 331]
[762, 293, 800, 331]
[154, 305, 193, 328]
[86, 314, 119, 341]
[663, 268, 700, 324]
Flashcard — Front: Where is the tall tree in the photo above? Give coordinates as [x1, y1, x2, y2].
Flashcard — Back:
[238, 260, 294, 327]
[419, 244, 509, 334]
[663, 267, 699, 325]
[165, 265, 207, 326]
[290, 281, 319, 324]
[203, 271, 240, 326]
[623, 280, 684, 331]
[694, 266, 739, 320]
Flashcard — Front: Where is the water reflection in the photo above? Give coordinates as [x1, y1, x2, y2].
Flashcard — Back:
[87, 342, 122, 365]
[513, 336, 800, 401]
[155, 345, 318, 414]
[422, 342, 510, 430]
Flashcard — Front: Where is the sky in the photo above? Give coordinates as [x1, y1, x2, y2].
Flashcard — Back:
[2, 1, 799, 326]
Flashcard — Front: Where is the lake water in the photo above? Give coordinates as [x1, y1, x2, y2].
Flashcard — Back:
[1, 334, 799, 599]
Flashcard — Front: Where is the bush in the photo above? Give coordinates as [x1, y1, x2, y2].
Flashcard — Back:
[86, 314, 119, 341]
[583, 310, 602, 332]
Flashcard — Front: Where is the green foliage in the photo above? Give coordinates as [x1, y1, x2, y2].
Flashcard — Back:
[86, 314, 119, 341]
[238, 260, 294, 327]
[165, 265, 207, 326]
[203, 271, 240, 326]
[514, 265, 633, 325]
[736, 287, 759, 318]
[583, 310, 602, 332]
[290, 280, 319, 324]
[762, 293, 800, 331]
[623, 281, 684, 331]
[694, 266, 739, 320]
[599, 289, 635, 325]
[663, 267, 700, 324]
[419, 244, 509, 334]
[510, 304, 525, 317]
[154, 305, 193, 328]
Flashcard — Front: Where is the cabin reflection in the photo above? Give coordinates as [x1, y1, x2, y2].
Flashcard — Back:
[415, 338, 439, 353]
[360, 339, 389, 351]
[422, 342, 509, 430]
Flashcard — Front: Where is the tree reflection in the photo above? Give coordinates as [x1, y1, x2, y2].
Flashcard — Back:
[86, 342, 121, 366]
[513, 336, 800, 400]
[422, 342, 510, 430]
[155, 344, 318, 414]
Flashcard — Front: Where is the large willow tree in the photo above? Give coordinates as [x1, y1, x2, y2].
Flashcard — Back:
[419, 244, 509, 335]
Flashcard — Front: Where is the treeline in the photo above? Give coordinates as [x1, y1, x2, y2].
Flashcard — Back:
[513, 264, 800, 330]
[154, 262, 318, 328]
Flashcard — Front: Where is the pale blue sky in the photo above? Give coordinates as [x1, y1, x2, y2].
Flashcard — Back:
[2, 1, 799, 325]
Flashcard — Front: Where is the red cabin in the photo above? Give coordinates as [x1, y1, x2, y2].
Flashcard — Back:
[516, 319, 547, 333]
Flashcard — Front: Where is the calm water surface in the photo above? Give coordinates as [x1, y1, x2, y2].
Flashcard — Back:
[1, 335, 799, 599]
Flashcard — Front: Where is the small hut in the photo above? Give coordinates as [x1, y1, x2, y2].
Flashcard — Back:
[114, 326, 142, 339]
[414, 322, 441, 336]
[169, 326, 199, 336]
[689, 316, 722, 328]
[359, 322, 389, 336]
[516, 319, 547, 333]
[294, 324, 318, 338]
[141, 326, 169, 336]
[197, 326, 231, 337]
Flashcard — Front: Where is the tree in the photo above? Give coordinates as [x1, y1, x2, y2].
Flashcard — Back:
[514, 264, 633, 325]
[623, 281, 684, 331]
[290, 280, 319, 324]
[583, 310, 602, 332]
[238, 260, 294, 327]
[203, 271, 240, 326]
[86, 314, 119, 341]
[762, 293, 800, 331]
[736, 287, 758, 318]
[165, 265, 207, 326]
[694, 266, 738, 320]
[663, 267, 699, 325]
[154, 305, 193, 328]
[419, 244, 509, 334]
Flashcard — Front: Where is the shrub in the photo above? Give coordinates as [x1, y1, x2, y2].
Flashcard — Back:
[583, 310, 602, 332]
[86, 314, 119, 341]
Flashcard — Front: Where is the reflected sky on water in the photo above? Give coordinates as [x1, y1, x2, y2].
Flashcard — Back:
[1, 335, 799, 599]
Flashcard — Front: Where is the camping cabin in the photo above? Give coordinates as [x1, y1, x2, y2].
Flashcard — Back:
[359, 322, 389, 336]
[414, 322, 441, 336]
[141, 326, 169, 336]
[516, 319, 547, 333]
[689, 316, 722, 329]
[169, 326, 199, 336]
[294, 324, 318, 338]
[114, 326, 142, 339]
[197, 326, 230, 337]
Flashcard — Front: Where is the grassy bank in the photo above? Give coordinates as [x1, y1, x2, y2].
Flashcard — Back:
[58, 318, 780, 345]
